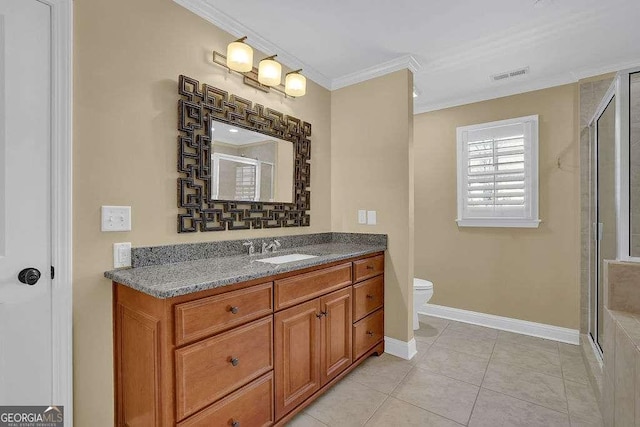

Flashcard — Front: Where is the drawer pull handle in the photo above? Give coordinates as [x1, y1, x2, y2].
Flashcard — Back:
[229, 306, 239, 314]
[366, 294, 375, 299]
[366, 265, 374, 270]
[366, 331, 375, 337]
[231, 420, 240, 427]
[230, 357, 239, 366]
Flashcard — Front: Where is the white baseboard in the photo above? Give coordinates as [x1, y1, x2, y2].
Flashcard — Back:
[384, 336, 417, 360]
[420, 304, 580, 345]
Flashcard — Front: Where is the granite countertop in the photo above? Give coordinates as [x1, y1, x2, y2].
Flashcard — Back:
[104, 236, 386, 299]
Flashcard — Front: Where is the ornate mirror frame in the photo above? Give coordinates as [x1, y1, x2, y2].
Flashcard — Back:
[177, 75, 311, 232]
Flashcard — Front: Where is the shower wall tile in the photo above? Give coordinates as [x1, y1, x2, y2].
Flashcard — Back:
[604, 308, 616, 381]
[615, 325, 636, 426]
[607, 261, 640, 314]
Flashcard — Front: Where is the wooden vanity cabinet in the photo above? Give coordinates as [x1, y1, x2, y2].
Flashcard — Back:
[274, 286, 353, 419]
[113, 252, 384, 427]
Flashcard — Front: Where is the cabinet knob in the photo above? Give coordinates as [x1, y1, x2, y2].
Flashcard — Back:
[229, 306, 239, 314]
[366, 331, 374, 337]
[366, 294, 375, 299]
[231, 420, 240, 427]
[230, 357, 239, 366]
[366, 265, 374, 270]
[316, 311, 327, 318]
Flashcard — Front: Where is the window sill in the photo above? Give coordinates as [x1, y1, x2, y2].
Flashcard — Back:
[456, 219, 541, 228]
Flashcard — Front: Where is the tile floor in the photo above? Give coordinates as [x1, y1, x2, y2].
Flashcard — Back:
[286, 314, 603, 427]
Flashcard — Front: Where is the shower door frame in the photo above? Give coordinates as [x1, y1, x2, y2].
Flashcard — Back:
[588, 66, 640, 357]
[588, 81, 616, 356]
[616, 67, 640, 263]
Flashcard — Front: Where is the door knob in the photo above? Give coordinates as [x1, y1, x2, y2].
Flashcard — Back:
[18, 268, 41, 286]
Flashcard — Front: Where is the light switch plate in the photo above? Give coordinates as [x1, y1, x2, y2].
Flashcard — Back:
[101, 206, 131, 232]
[358, 210, 367, 224]
[113, 242, 132, 268]
[367, 210, 377, 225]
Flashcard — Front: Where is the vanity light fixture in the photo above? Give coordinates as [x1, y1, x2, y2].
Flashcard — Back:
[258, 55, 282, 87]
[285, 70, 307, 97]
[212, 39, 305, 98]
[226, 37, 253, 72]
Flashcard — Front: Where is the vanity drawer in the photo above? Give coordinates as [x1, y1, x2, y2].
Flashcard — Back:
[175, 316, 273, 421]
[353, 254, 384, 283]
[353, 309, 384, 360]
[275, 263, 352, 310]
[174, 282, 273, 346]
[177, 372, 274, 427]
[353, 275, 384, 322]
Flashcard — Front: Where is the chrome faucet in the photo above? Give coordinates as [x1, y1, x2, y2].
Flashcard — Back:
[243, 241, 255, 256]
[262, 239, 281, 254]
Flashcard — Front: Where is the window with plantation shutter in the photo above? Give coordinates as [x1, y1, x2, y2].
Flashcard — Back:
[456, 115, 540, 228]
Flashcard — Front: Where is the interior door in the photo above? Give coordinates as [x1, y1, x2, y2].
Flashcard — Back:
[0, 0, 53, 404]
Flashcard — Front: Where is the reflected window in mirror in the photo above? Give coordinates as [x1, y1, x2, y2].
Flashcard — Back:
[210, 122, 294, 203]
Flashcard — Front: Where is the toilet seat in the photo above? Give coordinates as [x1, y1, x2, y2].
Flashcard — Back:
[413, 278, 433, 290]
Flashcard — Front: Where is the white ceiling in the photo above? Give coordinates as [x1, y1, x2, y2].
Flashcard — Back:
[176, 0, 640, 113]
[211, 122, 275, 145]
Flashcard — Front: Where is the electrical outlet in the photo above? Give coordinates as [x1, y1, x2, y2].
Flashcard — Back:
[358, 210, 367, 224]
[367, 210, 377, 225]
[113, 242, 132, 268]
[102, 206, 132, 232]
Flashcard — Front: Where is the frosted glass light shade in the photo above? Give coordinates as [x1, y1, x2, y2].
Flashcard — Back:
[285, 72, 306, 97]
[258, 59, 282, 86]
[226, 41, 253, 72]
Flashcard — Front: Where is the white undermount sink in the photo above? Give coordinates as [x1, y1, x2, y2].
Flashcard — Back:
[256, 253, 318, 264]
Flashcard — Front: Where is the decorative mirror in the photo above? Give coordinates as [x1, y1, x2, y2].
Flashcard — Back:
[177, 75, 311, 232]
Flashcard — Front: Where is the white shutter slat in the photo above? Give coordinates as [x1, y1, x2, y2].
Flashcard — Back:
[457, 116, 538, 227]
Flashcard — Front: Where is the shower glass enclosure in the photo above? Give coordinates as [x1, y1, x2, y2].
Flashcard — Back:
[588, 68, 640, 354]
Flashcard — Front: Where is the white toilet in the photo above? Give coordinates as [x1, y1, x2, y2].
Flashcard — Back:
[413, 278, 434, 330]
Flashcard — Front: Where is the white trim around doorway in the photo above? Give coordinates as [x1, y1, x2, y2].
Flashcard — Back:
[40, 0, 73, 424]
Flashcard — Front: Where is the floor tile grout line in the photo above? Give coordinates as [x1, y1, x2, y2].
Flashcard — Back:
[380, 393, 467, 426]
[479, 383, 570, 415]
[302, 411, 328, 426]
[466, 334, 498, 425]
[487, 357, 564, 380]
[478, 386, 572, 418]
[410, 362, 485, 388]
[362, 394, 390, 426]
[387, 362, 415, 395]
[390, 387, 470, 426]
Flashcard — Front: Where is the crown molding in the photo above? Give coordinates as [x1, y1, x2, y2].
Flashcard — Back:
[414, 57, 640, 114]
[331, 55, 421, 90]
[173, 0, 333, 89]
[173, 0, 421, 92]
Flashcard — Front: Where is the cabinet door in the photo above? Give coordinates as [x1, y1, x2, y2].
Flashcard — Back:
[320, 287, 352, 386]
[275, 299, 321, 419]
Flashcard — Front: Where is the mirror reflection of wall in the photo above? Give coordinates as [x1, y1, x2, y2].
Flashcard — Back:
[631, 71, 640, 257]
[210, 122, 294, 203]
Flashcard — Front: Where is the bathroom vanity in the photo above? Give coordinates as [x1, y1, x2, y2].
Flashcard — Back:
[106, 234, 386, 426]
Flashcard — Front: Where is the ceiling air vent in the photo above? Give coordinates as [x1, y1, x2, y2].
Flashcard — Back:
[491, 67, 530, 82]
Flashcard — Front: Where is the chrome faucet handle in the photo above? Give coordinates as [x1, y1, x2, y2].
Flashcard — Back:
[262, 242, 269, 254]
[273, 239, 281, 247]
[242, 241, 255, 255]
